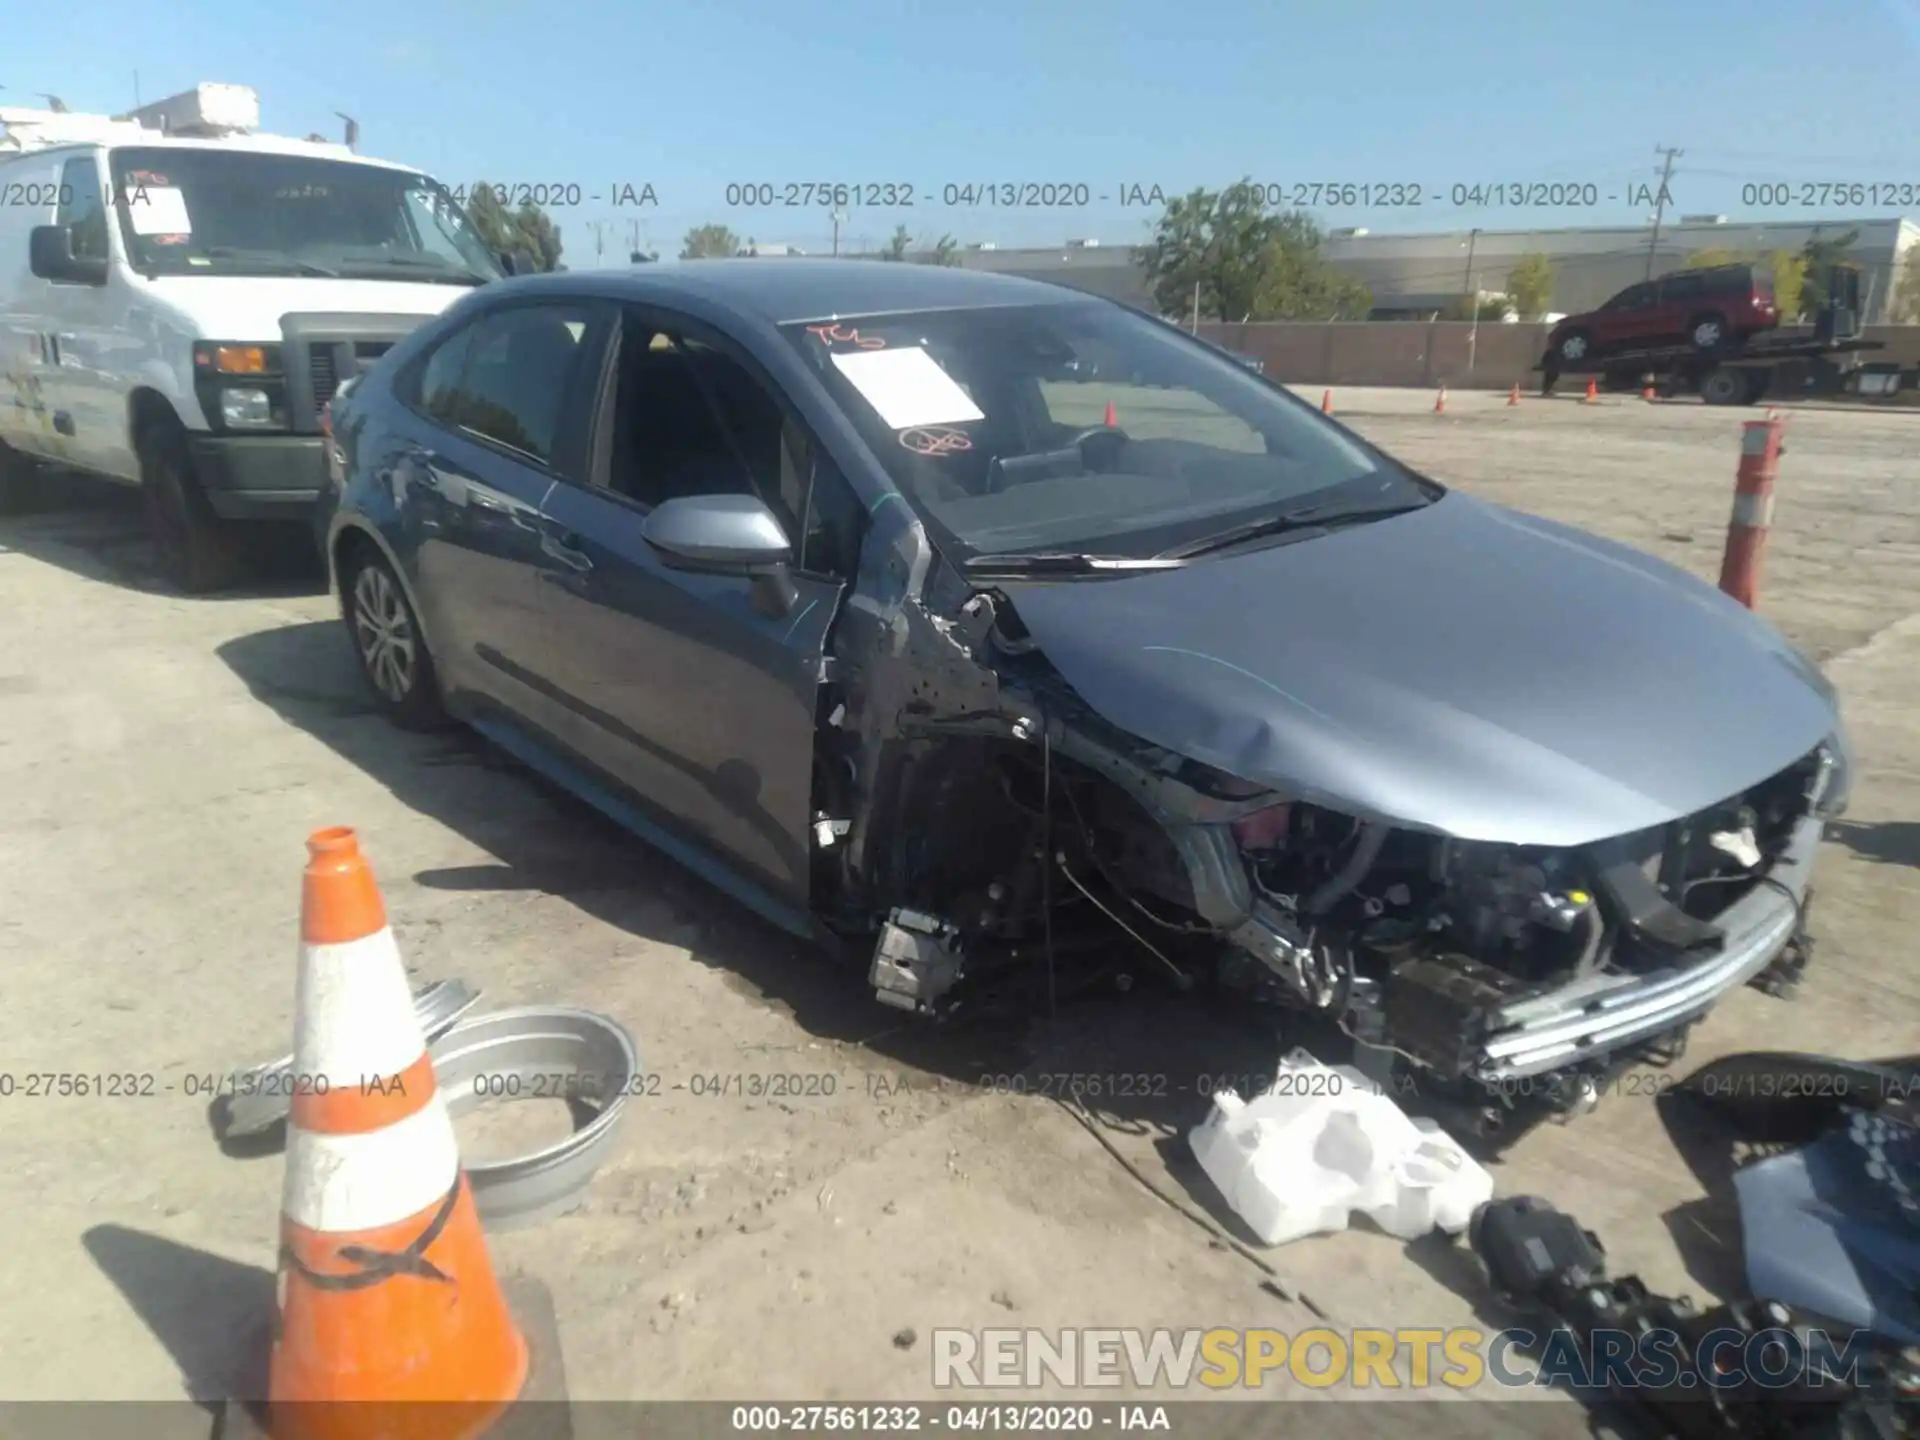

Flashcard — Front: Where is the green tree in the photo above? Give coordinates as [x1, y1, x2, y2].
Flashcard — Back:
[1798, 229, 1859, 316]
[1136, 181, 1366, 322]
[877, 224, 912, 261]
[512, 201, 562, 272]
[922, 233, 961, 267]
[463, 183, 516, 258]
[1505, 252, 1554, 320]
[680, 223, 743, 260]
[1889, 248, 1920, 324]
[1770, 250, 1807, 321]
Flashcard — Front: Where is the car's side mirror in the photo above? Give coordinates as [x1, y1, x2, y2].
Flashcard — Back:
[29, 225, 107, 286]
[641, 493, 798, 617]
[498, 249, 538, 277]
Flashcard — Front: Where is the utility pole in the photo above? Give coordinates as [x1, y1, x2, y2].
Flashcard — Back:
[831, 208, 846, 257]
[1464, 228, 1481, 375]
[1645, 146, 1682, 279]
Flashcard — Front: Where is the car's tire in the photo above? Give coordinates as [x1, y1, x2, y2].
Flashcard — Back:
[1688, 312, 1730, 352]
[1700, 366, 1750, 405]
[0, 438, 46, 516]
[1553, 329, 1594, 366]
[138, 424, 242, 594]
[340, 543, 447, 730]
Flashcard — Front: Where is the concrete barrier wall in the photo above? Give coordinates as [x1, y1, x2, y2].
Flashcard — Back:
[1196, 321, 1920, 390]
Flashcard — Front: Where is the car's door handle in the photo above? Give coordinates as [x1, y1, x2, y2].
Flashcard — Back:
[540, 524, 593, 572]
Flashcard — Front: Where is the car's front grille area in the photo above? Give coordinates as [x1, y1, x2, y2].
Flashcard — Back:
[307, 340, 395, 420]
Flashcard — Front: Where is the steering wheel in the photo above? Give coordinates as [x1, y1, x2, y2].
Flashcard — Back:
[1066, 424, 1132, 471]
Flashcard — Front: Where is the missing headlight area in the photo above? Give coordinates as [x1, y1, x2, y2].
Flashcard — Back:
[817, 573, 1834, 1140]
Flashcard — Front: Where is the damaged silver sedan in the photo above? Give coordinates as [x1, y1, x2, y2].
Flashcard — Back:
[322, 260, 1851, 1129]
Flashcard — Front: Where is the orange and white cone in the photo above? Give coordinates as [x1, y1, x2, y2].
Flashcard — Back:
[1507, 384, 1520, 406]
[1321, 389, 1333, 414]
[1433, 385, 1447, 414]
[1583, 378, 1599, 403]
[1103, 400, 1118, 427]
[269, 826, 526, 1440]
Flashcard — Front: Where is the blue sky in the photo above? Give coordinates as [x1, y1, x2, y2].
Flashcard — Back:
[8, 0, 1920, 265]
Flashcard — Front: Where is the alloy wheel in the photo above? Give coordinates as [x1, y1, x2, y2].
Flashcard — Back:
[1694, 319, 1723, 347]
[352, 564, 417, 704]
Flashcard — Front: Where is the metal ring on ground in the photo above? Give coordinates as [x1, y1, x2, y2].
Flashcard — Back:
[430, 1005, 639, 1231]
[214, 979, 482, 1141]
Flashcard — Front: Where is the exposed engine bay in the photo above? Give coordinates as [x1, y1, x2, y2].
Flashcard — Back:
[809, 557, 1849, 1138]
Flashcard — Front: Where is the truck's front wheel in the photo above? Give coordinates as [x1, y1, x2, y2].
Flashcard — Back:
[139, 426, 240, 593]
[0, 439, 45, 516]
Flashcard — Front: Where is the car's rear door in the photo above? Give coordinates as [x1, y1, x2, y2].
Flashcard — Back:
[396, 298, 611, 734]
[529, 307, 856, 917]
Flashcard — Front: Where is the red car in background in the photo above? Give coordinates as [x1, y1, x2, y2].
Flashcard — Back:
[1544, 264, 1780, 369]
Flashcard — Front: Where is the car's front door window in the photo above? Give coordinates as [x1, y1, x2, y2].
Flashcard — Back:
[599, 314, 862, 577]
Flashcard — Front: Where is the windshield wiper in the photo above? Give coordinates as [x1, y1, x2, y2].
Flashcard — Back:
[956, 549, 1182, 579]
[1154, 496, 1432, 560]
[961, 551, 1190, 576]
[199, 247, 339, 278]
[341, 255, 493, 284]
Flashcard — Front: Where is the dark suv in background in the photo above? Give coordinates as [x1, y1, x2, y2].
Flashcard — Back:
[1545, 264, 1780, 368]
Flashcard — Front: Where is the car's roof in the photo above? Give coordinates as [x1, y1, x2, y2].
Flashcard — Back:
[493, 259, 1104, 325]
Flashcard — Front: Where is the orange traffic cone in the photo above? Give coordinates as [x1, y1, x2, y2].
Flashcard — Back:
[1433, 385, 1447, 414]
[1642, 380, 1657, 401]
[268, 827, 527, 1438]
[1321, 389, 1333, 414]
[1103, 400, 1117, 427]
[1507, 384, 1520, 406]
[1583, 378, 1599, 404]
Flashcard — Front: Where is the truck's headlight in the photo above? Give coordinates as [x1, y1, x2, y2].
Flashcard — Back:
[220, 387, 275, 429]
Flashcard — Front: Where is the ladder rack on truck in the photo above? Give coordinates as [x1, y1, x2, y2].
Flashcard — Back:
[1536, 264, 1907, 406]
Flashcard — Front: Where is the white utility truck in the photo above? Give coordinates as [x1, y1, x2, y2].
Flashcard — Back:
[0, 84, 507, 590]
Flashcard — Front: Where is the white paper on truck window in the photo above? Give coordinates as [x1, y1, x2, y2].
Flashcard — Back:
[830, 346, 985, 430]
[127, 186, 192, 236]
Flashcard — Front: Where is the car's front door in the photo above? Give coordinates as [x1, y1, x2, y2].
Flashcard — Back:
[530, 309, 855, 913]
[1593, 280, 1659, 351]
[396, 299, 611, 736]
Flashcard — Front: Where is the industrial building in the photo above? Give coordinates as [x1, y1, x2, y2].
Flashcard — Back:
[926, 217, 1920, 324]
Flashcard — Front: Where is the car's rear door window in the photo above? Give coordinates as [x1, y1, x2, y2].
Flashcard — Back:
[445, 304, 604, 470]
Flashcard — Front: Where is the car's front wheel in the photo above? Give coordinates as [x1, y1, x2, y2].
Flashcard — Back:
[343, 544, 446, 729]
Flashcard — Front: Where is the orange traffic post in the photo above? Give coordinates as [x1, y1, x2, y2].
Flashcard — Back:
[1103, 400, 1117, 427]
[1507, 384, 1520, 406]
[1433, 384, 1446, 414]
[1321, 389, 1333, 414]
[268, 826, 528, 1440]
[1583, 378, 1599, 403]
[1718, 417, 1783, 610]
[1642, 381, 1657, 401]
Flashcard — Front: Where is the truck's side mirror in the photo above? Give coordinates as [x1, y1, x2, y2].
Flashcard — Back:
[497, 249, 539, 277]
[29, 225, 107, 286]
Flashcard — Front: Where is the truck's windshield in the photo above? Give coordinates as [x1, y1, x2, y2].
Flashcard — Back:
[108, 146, 503, 285]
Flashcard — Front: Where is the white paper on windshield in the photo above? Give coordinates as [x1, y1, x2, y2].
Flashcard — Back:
[830, 346, 984, 430]
[127, 186, 192, 236]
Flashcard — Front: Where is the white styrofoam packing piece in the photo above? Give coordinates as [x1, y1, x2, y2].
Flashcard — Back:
[1188, 1047, 1492, 1246]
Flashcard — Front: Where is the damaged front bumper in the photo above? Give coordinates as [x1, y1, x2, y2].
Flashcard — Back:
[1473, 813, 1820, 1081]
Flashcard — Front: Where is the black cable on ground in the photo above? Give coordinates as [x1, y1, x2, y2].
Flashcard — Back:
[1050, 1091, 1329, 1322]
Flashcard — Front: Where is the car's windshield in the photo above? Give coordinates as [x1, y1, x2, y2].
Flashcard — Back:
[781, 301, 1429, 560]
[108, 147, 503, 284]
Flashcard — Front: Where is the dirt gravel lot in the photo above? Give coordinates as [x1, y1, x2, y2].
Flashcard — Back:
[0, 389, 1915, 1437]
